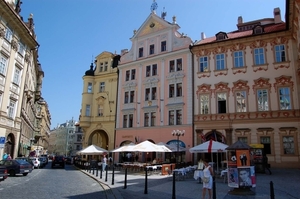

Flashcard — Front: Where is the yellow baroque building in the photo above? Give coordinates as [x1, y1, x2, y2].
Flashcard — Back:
[79, 51, 120, 159]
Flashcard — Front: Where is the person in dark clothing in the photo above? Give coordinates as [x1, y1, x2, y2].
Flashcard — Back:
[263, 154, 272, 175]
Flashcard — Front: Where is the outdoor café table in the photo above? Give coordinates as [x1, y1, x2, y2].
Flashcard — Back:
[173, 168, 187, 181]
[220, 169, 228, 183]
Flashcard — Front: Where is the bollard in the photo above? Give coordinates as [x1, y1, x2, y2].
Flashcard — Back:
[124, 167, 127, 189]
[96, 166, 98, 177]
[144, 167, 148, 194]
[172, 171, 176, 199]
[105, 165, 108, 182]
[100, 168, 103, 179]
[92, 165, 95, 175]
[213, 176, 216, 199]
[112, 165, 115, 185]
[270, 181, 275, 199]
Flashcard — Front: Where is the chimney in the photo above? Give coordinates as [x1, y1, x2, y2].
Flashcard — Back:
[274, 7, 282, 23]
[238, 16, 243, 24]
[201, 32, 206, 40]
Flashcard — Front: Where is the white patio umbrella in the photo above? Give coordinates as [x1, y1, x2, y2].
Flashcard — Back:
[131, 140, 172, 152]
[189, 140, 228, 173]
[77, 144, 108, 155]
[111, 143, 136, 152]
[157, 142, 186, 152]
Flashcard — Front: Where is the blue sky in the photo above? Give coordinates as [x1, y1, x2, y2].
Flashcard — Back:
[20, 0, 285, 129]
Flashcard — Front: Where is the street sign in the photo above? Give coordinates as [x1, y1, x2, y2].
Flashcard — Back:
[0, 137, 5, 148]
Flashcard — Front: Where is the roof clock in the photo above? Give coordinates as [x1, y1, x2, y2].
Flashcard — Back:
[150, 0, 158, 12]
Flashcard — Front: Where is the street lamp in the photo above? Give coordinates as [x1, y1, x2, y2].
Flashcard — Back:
[171, 129, 185, 168]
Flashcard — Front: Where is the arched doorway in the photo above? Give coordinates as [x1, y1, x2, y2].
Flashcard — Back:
[5, 133, 15, 159]
[87, 130, 108, 161]
[118, 140, 133, 163]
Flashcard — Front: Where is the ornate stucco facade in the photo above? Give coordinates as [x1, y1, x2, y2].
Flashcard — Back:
[80, 52, 120, 158]
[115, 10, 193, 163]
[0, 0, 50, 159]
[191, 0, 300, 168]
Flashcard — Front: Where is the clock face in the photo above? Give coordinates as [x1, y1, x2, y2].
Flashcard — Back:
[151, 2, 158, 11]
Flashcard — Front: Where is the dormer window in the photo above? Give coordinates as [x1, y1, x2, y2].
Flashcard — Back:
[215, 32, 228, 41]
[253, 25, 263, 35]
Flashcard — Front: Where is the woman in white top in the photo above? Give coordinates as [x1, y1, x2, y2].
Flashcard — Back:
[202, 160, 214, 199]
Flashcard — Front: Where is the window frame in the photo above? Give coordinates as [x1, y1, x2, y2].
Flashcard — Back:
[217, 92, 227, 114]
[5, 27, 13, 42]
[8, 100, 15, 118]
[199, 56, 208, 72]
[139, 47, 143, 58]
[215, 53, 226, 70]
[169, 58, 183, 72]
[254, 47, 265, 65]
[235, 90, 247, 112]
[282, 136, 295, 155]
[85, 104, 91, 116]
[87, 82, 92, 93]
[233, 51, 244, 68]
[149, 44, 155, 55]
[161, 41, 166, 52]
[274, 44, 286, 63]
[13, 67, 21, 85]
[257, 89, 269, 111]
[99, 82, 105, 92]
[199, 94, 210, 114]
[278, 87, 291, 110]
[0, 55, 8, 76]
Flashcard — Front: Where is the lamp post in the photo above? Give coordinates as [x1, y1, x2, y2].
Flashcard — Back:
[171, 129, 185, 168]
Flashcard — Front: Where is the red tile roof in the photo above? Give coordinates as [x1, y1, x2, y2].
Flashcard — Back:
[196, 23, 286, 45]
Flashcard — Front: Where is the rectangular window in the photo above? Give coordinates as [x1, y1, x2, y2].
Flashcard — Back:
[199, 56, 208, 72]
[99, 82, 105, 92]
[0, 56, 7, 75]
[257, 89, 268, 111]
[151, 112, 156, 126]
[129, 114, 133, 128]
[139, 47, 143, 58]
[275, 45, 286, 63]
[200, 94, 209, 114]
[169, 60, 175, 72]
[169, 110, 174, 125]
[176, 83, 182, 97]
[260, 137, 271, 154]
[144, 113, 149, 127]
[238, 137, 248, 144]
[126, 70, 130, 81]
[123, 115, 128, 128]
[169, 84, 174, 98]
[13, 68, 20, 85]
[176, 58, 182, 71]
[279, 87, 291, 110]
[8, 100, 15, 118]
[176, 110, 182, 125]
[99, 63, 104, 72]
[236, 91, 247, 112]
[149, 44, 155, 55]
[130, 91, 135, 103]
[152, 64, 157, 76]
[18, 42, 26, 56]
[131, 69, 136, 80]
[151, 87, 156, 100]
[216, 53, 225, 70]
[283, 136, 294, 154]
[87, 82, 92, 93]
[145, 88, 150, 101]
[217, 93, 227, 113]
[98, 105, 103, 116]
[85, 105, 91, 116]
[254, 48, 265, 65]
[5, 27, 13, 42]
[234, 51, 244, 68]
[104, 62, 108, 71]
[124, 92, 129, 103]
[146, 65, 151, 77]
[161, 41, 166, 52]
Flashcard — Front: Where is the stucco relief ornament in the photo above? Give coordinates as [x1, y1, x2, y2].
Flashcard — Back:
[25, 53, 30, 63]
[11, 39, 18, 51]
[0, 28, 5, 38]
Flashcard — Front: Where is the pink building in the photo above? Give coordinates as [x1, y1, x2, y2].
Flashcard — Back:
[115, 7, 193, 164]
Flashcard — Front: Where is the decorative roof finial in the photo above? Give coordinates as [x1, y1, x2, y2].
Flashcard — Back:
[150, 0, 158, 14]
